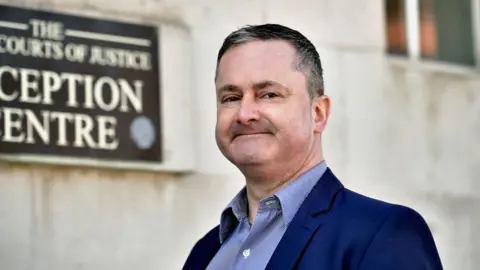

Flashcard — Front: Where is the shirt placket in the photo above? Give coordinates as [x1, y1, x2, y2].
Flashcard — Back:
[231, 217, 253, 270]
[231, 197, 281, 270]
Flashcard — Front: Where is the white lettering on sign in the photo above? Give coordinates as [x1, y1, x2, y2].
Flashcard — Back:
[89, 46, 152, 70]
[0, 35, 151, 68]
[0, 107, 119, 150]
[29, 19, 64, 40]
[0, 66, 144, 112]
[0, 65, 144, 150]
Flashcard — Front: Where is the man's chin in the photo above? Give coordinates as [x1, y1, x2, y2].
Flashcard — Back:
[221, 141, 275, 166]
[228, 152, 271, 167]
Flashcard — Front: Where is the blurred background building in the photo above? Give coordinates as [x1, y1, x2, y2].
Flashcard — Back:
[0, 0, 478, 269]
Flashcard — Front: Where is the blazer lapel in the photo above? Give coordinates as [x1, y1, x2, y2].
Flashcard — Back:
[265, 168, 344, 270]
[183, 226, 221, 270]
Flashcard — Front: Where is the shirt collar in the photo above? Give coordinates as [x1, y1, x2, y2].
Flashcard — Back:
[274, 161, 328, 226]
[219, 187, 247, 243]
[218, 161, 328, 243]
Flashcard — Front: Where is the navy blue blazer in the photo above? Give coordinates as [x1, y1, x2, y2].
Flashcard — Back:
[183, 168, 443, 270]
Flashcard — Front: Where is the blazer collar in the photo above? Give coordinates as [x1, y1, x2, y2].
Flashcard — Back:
[266, 168, 344, 270]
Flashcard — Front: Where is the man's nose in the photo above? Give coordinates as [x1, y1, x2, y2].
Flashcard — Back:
[236, 96, 260, 125]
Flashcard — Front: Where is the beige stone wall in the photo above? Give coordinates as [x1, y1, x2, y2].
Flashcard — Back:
[0, 163, 243, 270]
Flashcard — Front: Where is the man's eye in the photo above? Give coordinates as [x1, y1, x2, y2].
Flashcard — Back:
[261, 92, 279, 99]
[222, 96, 241, 103]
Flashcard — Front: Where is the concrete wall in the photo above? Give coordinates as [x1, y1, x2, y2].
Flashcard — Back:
[0, 0, 478, 269]
[0, 163, 244, 270]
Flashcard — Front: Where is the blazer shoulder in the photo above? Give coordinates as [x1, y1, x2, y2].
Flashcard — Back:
[344, 191, 443, 269]
[327, 189, 440, 266]
[334, 188, 428, 229]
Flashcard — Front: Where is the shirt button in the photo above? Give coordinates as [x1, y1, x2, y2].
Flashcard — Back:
[243, 248, 251, 258]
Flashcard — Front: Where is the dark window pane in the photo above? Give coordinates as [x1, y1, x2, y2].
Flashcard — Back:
[420, 0, 475, 66]
[419, 0, 437, 58]
[386, 0, 408, 56]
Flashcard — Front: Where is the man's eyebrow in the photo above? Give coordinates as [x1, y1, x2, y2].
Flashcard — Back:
[251, 80, 286, 90]
[216, 84, 242, 95]
[252, 80, 292, 95]
[216, 80, 291, 95]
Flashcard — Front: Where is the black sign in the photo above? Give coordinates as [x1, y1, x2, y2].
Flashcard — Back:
[0, 5, 162, 163]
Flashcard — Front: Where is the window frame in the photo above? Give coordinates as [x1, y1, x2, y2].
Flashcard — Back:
[472, 0, 480, 68]
[393, 0, 480, 69]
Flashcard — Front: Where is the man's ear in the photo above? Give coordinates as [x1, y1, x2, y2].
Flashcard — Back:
[312, 95, 331, 134]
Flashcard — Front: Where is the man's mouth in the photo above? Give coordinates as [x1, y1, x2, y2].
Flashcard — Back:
[233, 132, 271, 139]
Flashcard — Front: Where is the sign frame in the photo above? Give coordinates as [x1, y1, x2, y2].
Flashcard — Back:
[0, 4, 195, 172]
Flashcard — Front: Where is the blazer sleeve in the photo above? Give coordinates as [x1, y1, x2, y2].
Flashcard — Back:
[358, 206, 443, 270]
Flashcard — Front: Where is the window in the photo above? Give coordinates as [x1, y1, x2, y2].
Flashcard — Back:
[385, 0, 408, 55]
[385, 0, 478, 67]
[419, 0, 437, 58]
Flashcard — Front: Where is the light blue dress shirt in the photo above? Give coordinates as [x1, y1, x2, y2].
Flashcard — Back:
[206, 161, 328, 270]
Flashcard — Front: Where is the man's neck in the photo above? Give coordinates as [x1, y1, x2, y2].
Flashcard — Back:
[243, 156, 324, 224]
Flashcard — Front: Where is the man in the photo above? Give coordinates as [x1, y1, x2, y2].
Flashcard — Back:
[183, 24, 443, 270]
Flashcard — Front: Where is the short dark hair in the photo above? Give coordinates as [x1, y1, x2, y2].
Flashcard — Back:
[215, 24, 324, 98]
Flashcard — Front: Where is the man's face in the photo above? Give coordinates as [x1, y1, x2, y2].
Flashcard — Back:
[215, 40, 320, 168]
